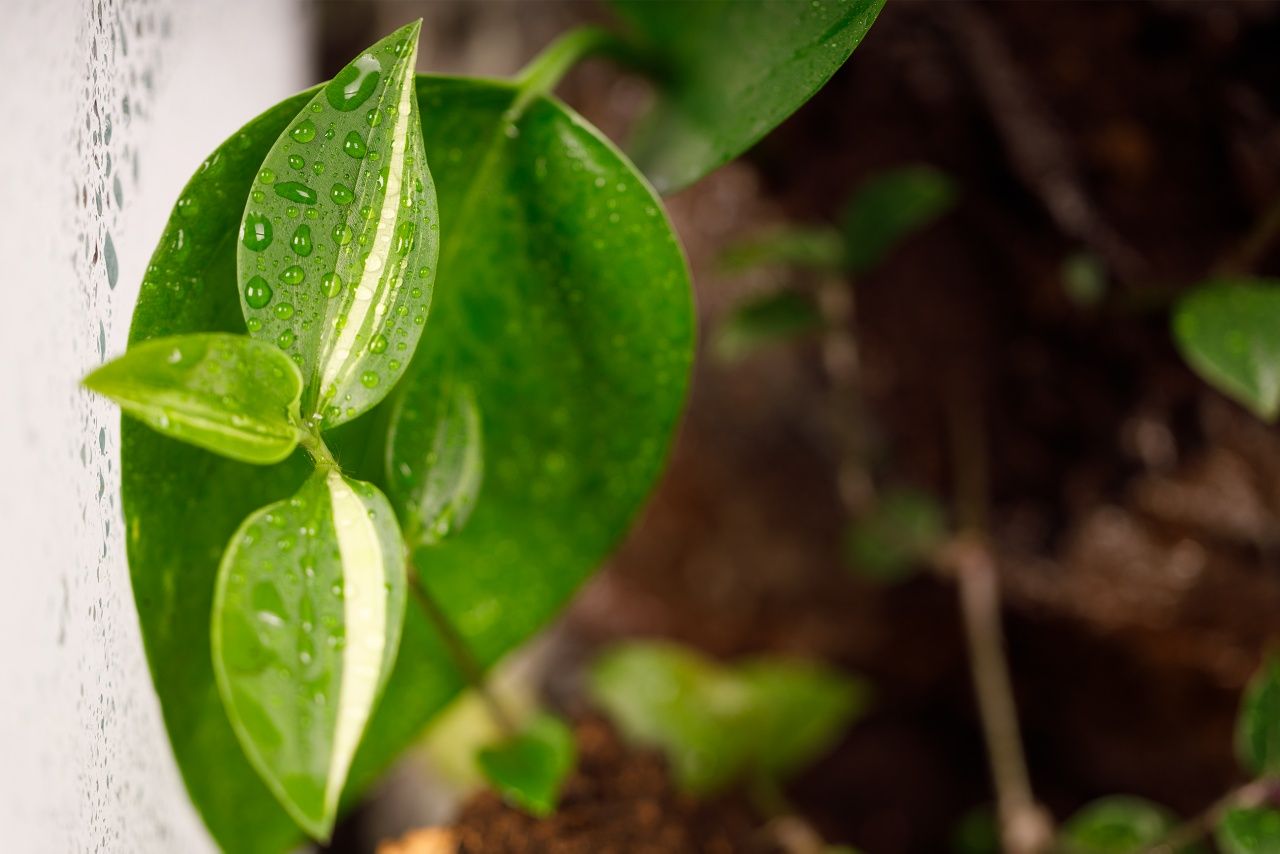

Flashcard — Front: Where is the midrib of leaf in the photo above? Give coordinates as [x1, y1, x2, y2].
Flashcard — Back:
[108, 383, 298, 444]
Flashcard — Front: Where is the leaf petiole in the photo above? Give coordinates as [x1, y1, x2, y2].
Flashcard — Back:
[510, 26, 641, 116]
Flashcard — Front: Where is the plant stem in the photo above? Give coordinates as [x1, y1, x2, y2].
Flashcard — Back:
[297, 428, 339, 472]
[510, 26, 638, 115]
[1137, 778, 1272, 854]
[405, 565, 517, 737]
[942, 385, 1053, 854]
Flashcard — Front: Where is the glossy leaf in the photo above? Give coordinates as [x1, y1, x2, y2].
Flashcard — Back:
[590, 642, 865, 794]
[844, 488, 947, 584]
[476, 713, 576, 817]
[237, 21, 438, 429]
[611, 0, 886, 194]
[212, 469, 406, 841]
[122, 74, 692, 852]
[1238, 654, 1280, 775]
[1218, 807, 1280, 854]
[386, 376, 483, 545]
[719, 226, 845, 274]
[1059, 796, 1177, 854]
[713, 291, 823, 362]
[842, 166, 957, 274]
[1173, 280, 1280, 422]
[83, 332, 302, 464]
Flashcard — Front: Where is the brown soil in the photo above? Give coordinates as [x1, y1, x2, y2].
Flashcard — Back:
[320, 2, 1280, 852]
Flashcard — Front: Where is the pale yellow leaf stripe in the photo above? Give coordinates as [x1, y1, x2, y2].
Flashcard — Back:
[323, 470, 390, 816]
[319, 35, 420, 398]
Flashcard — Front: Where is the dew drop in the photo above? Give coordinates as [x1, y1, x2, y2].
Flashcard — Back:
[290, 224, 313, 257]
[361, 371, 380, 388]
[290, 119, 316, 143]
[274, 302, 295, 320]
[287, 153, 304, 171]
[330, 183, 354, 205]
[321, 272, 344, 298]
[369, 334, 388, 354]
[325, 53, 382, 111]
[241, 213, 273, 251]
[332, 223, 353, 245]
[244, 276, 272, 309]
[257, 168, 275, 184]
[342, 131, 367, 159]
[280, 265, 305, 285]
[277, 329, 295, 349]
[274, 182, 317, 205]
[365, 108, 382, 128]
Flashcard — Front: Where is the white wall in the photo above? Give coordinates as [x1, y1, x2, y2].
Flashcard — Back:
[0, 1, 309, 850]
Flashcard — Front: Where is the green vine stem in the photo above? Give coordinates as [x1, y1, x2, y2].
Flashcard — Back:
[509, 26, 644, 118]
[1136, 778, 1273, 854]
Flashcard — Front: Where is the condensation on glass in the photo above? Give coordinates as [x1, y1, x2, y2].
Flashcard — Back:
[0, 1, 306, 850]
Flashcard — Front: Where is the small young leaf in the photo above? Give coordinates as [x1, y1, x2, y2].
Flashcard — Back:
[844, 488, 947, 584]
[1059, 796, 1177, 854]
[1173, 280, 1280, 422]
[1238, 654, 1280, 775]
[736, 659, 868, 780]
[212, 469, 407, 840]
[1062, 251, 1108, 308]
[83, 332, 302, 464]
[387, 376, 483, 545]
[719, 227, 845, 274]
[590, 642, 865, 795]
[1217, 807, 1280, 854]
[713, 291, 823, 362]
[476, 713, 577, 817]
[842, 166, 957, 274]
[611, 0, 885, 194]
[237, 20, 438, 429]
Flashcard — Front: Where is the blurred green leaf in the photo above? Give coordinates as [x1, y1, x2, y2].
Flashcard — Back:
[1059, 796, 1177, 854]
[713, 291, 823, 362]
[719, 227, 845, 274]
[1173, 280, 1280, 422]
[477, 713, 577, 817]
[211, 470, 406, 840]
[83, 333, 302, 465]
[1238, 655, 1280, 775]
[842, 166, 957, 274]
[589, 642, 866, 795]
[951, 805, 999, 854]
[611, 0, 885, 194]
[1061, 251, 1108, 308]
[1217, 807, 1280, 854]
[844, 488, 947, 583]
[386, 377, 483, 546]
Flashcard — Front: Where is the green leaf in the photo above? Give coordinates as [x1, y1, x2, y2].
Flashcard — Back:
[123, 74, 692, 852]
[1238, 654, 1280, 775]
[844, 488, 947, 584]
[713, 290, 823, 362]
[589, 642, 865, 795]
[1218, 807, 1280, 854]
[212, 469, 406, 841]
[611, 0, 885, 194]
[1172, 280, 1280, 422]
[842, 166, 957, 273]
[83, 332, 302, 464]
[387, 376, 483, 545]
[1062, 251, 1108, 308]
[951, 806, 999, 854]
[1059, 796, 1177, 854]
[476, 713, 577, 817]
[237, 21, 438, 429]
[719, 226, 845, 274]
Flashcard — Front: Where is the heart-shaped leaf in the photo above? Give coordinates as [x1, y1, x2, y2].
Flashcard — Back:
[122, 75, 692, 852]
[1173, 280, 1280, 422]
[476, 713, 577, 817]
[1218, 807, 1280, 854]
[237, 21, 437, 429]
[590, 642, 866, 794]
[212, 468, 406, 841]
[386, 375, 483, 545]
[1059, 796, 1179, 854]
[84, 332, 302, 464]
[610, 0, 885, 193]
